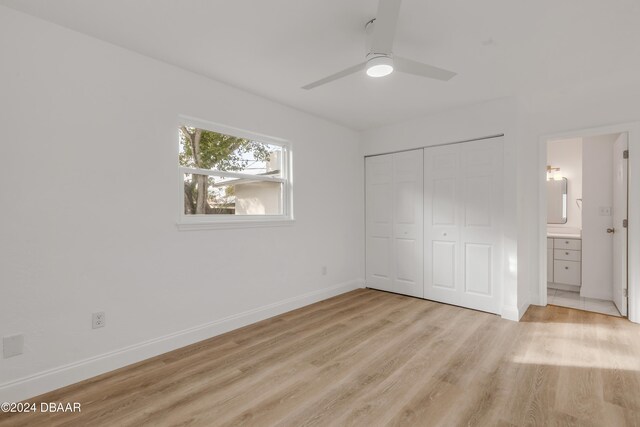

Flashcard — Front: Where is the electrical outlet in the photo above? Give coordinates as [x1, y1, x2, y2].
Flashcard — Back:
[321, 266, 327, 276]
[3, 334, 24, 358]
[92, 312, 105, 329]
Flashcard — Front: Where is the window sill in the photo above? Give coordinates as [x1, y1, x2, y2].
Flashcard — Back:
[176, 218, 295, 231]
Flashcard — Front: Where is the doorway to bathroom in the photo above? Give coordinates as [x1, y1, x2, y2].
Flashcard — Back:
[544, 132, 628, 316]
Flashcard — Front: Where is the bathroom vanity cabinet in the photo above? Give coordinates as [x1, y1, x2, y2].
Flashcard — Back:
[547, 236, 582, 290]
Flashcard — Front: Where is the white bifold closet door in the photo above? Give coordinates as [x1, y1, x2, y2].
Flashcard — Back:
[424, 137, 504, 314]
[365, 150, 424, 298]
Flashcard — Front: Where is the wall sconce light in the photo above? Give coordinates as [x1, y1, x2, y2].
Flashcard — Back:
[546, 165, 561, 181]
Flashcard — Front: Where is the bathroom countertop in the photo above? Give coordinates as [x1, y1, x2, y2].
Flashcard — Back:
[547, 232, 581, 239]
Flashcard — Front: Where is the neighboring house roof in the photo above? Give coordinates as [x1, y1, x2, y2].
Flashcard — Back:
[209, 170, 281, 188]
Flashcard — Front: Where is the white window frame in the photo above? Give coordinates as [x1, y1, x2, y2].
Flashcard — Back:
[177, 116, 294, 230]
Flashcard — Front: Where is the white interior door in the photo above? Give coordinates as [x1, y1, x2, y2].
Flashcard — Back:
[613, 133, 628, 316]
[366, 150, 423, 298]
[424, 137, 504, 314]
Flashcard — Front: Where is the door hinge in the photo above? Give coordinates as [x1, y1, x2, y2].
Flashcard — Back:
[623, 219, 628, 228]
[623, 150, 629, 159]
[623, 288, 628, 297]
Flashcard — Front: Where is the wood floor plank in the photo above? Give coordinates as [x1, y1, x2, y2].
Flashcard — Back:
[215, 298, 440, 426]
[1, 289, 639, 427]
[55, 291, 395, 426]
[338, 308, 490, 426]
[128, 293, 416, 427]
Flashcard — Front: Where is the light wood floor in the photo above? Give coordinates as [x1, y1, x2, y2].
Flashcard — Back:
[2, 288, 640, 426]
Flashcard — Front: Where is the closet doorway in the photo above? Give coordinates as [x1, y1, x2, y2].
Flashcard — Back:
[365, 136, 505, 315]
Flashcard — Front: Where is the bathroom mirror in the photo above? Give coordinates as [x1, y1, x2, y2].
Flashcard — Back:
[547, 178, 567, 224]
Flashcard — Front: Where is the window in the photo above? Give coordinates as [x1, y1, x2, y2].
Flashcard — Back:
[177, 117, 292, 229]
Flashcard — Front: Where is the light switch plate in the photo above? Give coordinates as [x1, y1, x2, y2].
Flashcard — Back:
[599, 206, 612, 216]
[3, 334, 24, 358]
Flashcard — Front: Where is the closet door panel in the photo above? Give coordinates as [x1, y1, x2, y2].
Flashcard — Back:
[432, 241, 456, 289]
[464, 243, 493, 295]
[425, 144, 462, 299]
[391, 150, 424, 297]
[365, 150, 423, 298]
[365, 155, 394, 291]
[424, 137, 503, 314]
[460, 138, 503, 312]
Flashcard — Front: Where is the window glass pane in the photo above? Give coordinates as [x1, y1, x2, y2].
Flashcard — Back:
[179, 127, 283, 176]
[183, 174, 283, 216]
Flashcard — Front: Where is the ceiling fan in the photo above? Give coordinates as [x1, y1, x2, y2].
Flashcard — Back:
[302, 0, 456, 90]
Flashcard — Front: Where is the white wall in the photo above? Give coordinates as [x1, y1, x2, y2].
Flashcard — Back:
[361, 97, 522, 320]
[0, 7, 363, 401]
[546, 138, 583, 230]
[581, 133, 618, 300]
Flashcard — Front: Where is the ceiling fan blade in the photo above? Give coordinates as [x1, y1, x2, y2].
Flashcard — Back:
[371, 0, 402, 54]
[394, 56, 457, 81]
[301, 62, 366, 90]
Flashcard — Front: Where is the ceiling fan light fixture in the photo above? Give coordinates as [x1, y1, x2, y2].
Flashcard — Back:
[366, 55, 394, 77]
[300, 0, 457, 90]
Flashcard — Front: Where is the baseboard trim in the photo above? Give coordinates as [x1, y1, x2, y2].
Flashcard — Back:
[518, 302, 531, 320]
[0, 279, 364, 402]
[501, 305, 519, 321]
[579, 291, 613, 301]
[548, 282, 580, 293]
[501, 301, 529, 322]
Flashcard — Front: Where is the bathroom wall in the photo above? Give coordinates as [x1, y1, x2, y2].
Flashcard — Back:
[547, 138, 583, 231]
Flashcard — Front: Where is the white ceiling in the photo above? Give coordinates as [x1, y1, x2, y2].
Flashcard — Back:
[2, 0, 639, 130]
